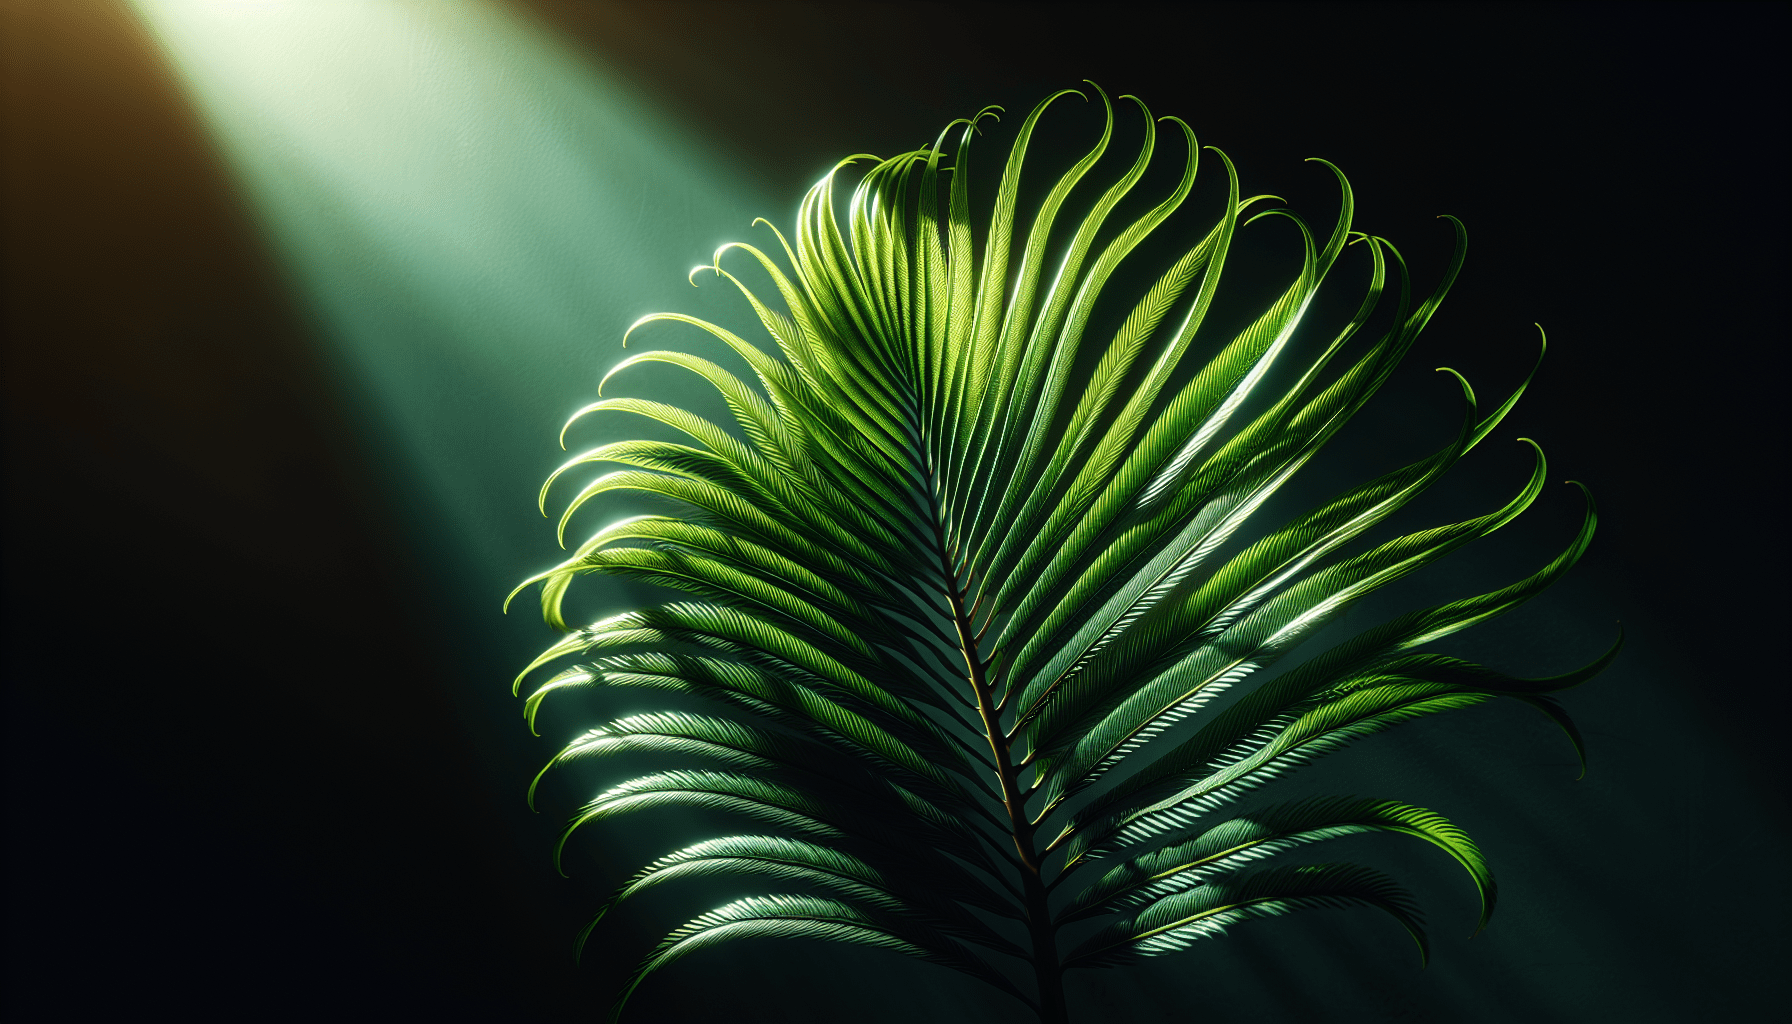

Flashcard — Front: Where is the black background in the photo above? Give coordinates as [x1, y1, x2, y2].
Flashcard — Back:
[4, 1, 1785, 1020]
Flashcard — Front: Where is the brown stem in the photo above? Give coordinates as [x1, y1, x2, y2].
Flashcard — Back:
[926, 481, 1068, 1024]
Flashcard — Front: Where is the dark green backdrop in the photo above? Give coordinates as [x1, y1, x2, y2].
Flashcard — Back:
[4, 1, 1784, 1020]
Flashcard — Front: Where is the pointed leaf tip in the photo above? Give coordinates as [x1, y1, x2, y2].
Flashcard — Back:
[1434, 366, 1477, 406]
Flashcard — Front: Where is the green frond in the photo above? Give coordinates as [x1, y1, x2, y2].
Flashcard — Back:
[508, 83, 1612, 1021]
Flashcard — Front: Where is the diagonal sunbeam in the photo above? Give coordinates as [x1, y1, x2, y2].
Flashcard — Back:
[127, 0, 773, 586]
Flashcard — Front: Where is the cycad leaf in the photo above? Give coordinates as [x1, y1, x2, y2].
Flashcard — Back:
[509, 85, 1613, 1021]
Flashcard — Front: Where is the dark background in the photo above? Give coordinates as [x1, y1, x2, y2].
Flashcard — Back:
[4, 1, 1785, 1020]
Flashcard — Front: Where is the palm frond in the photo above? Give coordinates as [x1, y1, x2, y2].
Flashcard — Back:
[510, 82, 1615, 1022]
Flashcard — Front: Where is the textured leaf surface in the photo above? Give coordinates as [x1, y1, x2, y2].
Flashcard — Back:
[510, 84, 1612, 1022]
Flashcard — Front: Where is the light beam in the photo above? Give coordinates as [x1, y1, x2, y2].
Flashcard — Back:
[128, 0, 773, 584]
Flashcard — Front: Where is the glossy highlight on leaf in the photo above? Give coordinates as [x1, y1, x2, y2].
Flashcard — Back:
[509, 83, 1615, 1023]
